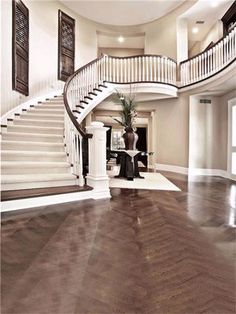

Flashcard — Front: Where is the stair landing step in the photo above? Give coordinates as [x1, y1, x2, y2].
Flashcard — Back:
[1, 185, 93, 201]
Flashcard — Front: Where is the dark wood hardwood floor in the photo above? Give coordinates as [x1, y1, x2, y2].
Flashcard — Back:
[1, 172, 236, 314]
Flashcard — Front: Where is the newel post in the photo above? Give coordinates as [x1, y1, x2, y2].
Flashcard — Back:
[86, 122, 111, 199]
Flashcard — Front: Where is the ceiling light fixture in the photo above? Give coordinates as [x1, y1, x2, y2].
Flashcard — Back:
[192, 27, 199, 34]
[211, 1, 219, 8]
[118, 36, 124, 43]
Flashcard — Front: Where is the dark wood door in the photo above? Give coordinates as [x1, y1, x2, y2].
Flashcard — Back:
[12, 0, 29, 96]
[136, 127, 147, 167]
[58, 10, 75, 82]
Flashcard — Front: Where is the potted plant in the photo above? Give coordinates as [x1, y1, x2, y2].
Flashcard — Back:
[111, 91, 138, 150]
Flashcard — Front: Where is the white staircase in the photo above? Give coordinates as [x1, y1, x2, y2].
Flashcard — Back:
[1, 96, 78, 191]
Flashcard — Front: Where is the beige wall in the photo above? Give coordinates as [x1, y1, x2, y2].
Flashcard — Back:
[189, 90, 236, 170]
[189, 21, 223, 58]
[201, 20, 223, 51]
[126, 94, 190, 168]
[1, 0, 98, 115]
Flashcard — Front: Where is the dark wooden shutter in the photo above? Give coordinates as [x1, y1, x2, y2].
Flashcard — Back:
[58, 10, 75, 82]
[12, 0, 29, 96]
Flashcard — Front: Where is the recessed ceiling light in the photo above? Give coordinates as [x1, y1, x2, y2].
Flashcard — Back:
[211, 1, 219, 7]
[118, 36, 124, 43]
[192, 27, 199, 34]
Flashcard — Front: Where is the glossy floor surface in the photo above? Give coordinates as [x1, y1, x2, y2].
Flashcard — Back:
[1, 172, 236, 314]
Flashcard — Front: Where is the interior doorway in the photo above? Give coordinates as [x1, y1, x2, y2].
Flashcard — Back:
[136, 127, 147, 167]
[228, 98, 236, 180]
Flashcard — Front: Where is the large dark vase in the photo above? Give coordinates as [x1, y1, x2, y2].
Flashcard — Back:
[123, 128, 138, 150]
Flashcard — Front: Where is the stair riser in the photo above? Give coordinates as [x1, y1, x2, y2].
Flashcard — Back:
[1, 142, 65, 152]
[6, 126, 64, 135]
[28, 109, 64, 115]
[1, 179, 76, 191]
[2, 133, 63, 143]
[13, 119, 64, 128]
[1, 154, 67, 162]
[20, 114, 64, 121]
[2, 167, 71, 175]
[35, 105, 64, 110]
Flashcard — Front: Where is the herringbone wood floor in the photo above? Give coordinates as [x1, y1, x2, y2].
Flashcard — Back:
[1, 172, 236, 314]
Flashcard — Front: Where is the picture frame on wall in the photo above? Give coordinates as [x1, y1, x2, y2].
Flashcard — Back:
[58, 10, 75, 82]
[12, 0, 29, 96]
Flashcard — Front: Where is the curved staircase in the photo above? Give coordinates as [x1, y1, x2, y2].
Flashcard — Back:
[1, 96, 78, 191]
[2, 28, 235, 203]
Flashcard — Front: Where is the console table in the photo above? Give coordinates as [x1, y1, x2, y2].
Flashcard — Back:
[110, 150, 144, 180]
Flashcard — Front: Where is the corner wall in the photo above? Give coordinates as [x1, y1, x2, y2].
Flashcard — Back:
[189, 90, 236, 171]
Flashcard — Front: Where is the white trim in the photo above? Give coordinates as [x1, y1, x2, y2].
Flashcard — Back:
[1, 188, 110, 212]
[188, 168, 229, 178]
[227, 98, 236, 181]
[1, 89, 63, 124]
[155, 163, 235, 180]
[155, 163, 188, 174]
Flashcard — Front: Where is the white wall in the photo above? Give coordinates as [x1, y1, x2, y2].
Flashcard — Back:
[177, 18, 188, 63]
[1, 0, 98, 115]
[97, 48, 144, 57]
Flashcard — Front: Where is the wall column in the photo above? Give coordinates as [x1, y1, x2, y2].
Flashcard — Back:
[86, 121, 111, 199]
[177, 18, 188, 63]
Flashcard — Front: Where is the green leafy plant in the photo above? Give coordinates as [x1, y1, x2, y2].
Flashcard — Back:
[111, 91, 137, 131]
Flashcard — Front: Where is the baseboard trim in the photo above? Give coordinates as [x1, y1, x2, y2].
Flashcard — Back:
[155, 163, 235, 180]
[155, 163, 188, 175]
[188, 168, 228, 178]
[1, 189, 111, 212]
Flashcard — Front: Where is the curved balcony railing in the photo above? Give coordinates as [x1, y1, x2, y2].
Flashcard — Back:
[102, 55, 177, 86]
[63, 54, 177, 185]
[64, 55, 177, 118]
[180, 26, 236, 87]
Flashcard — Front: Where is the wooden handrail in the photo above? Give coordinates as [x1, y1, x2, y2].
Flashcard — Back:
[107, 54, 177, 64]
[63, 55, 104, 139]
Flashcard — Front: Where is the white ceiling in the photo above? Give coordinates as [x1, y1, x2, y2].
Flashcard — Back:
[59, 0, 185, 26]
[182, 0, 234, 48]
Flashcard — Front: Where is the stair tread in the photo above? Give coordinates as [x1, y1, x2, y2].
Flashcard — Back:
[1, 150, 66, 156]
[3, 132, 62, 138]
[1, 140, 64, 146]
[7, 125, 63, 131]
[1, 185, 92, 201]
[1, 173, 76, 183]
[2, 161, 71, 167]
[21, 113, 64, 117]
[13, 118, 64, 124]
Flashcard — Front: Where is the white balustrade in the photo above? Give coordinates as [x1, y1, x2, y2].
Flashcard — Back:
[64, 114, 84, 186]
[180, 26, 236, 86]
[64, 54, 177, 187]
